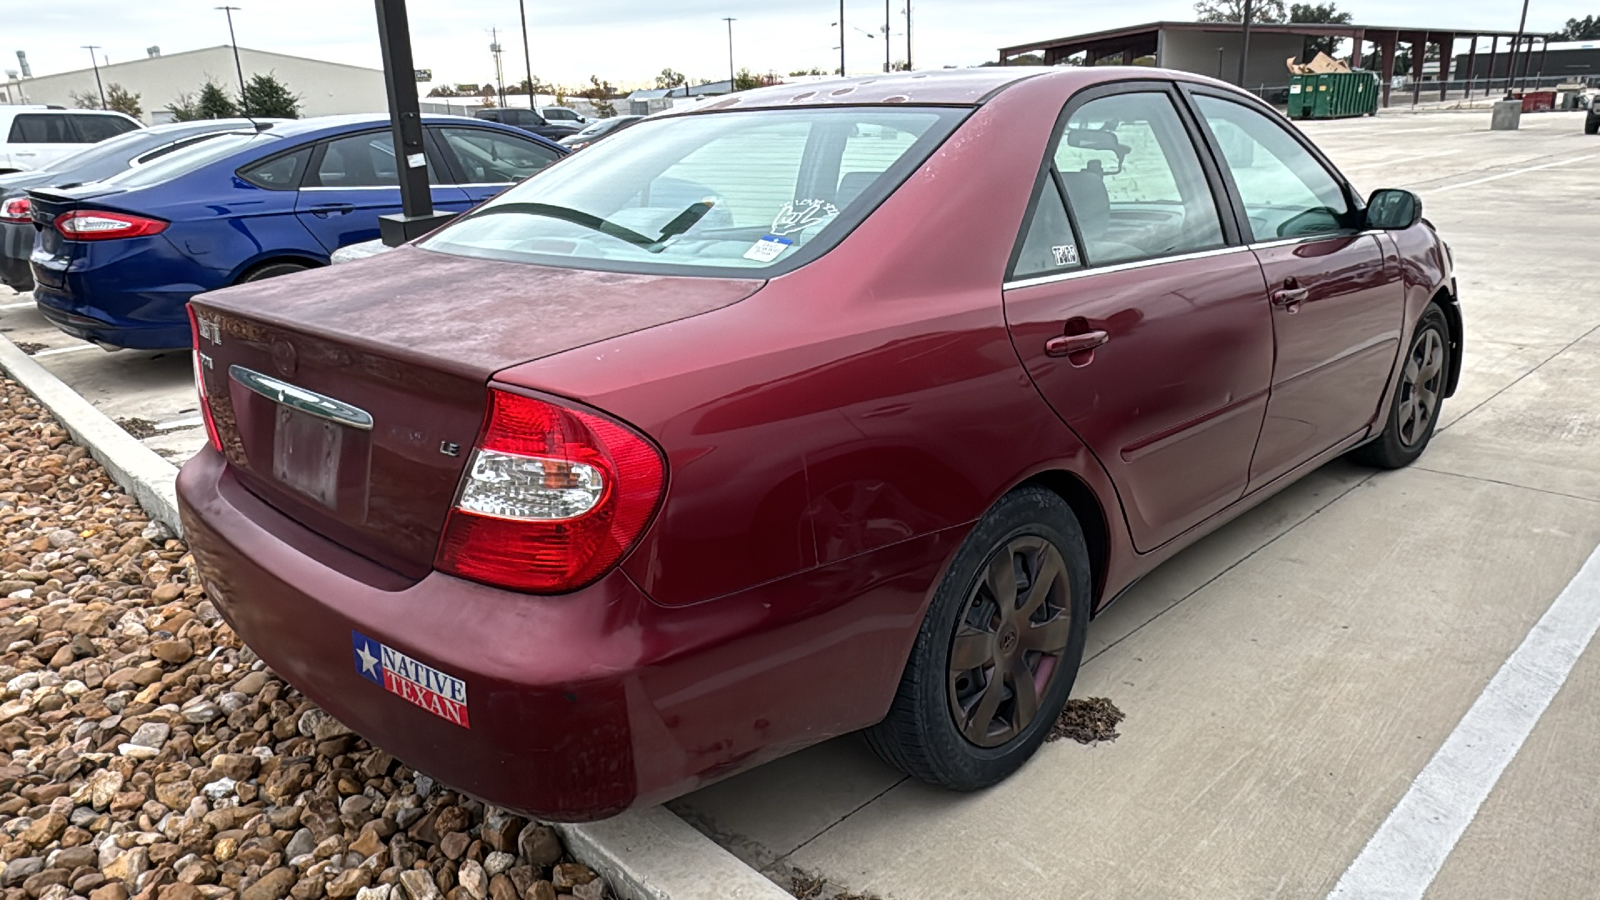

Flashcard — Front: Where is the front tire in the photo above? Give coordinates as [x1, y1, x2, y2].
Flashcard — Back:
[864, 486, 1091, 790]
[1352, 302, 1451, 469]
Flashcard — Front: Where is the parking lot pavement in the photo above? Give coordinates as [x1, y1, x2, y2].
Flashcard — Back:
[0, 287, 205, 464]
[669, 110, 1600, 898]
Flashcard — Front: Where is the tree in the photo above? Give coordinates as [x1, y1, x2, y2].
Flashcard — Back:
[656, 68, 688, 90]
[426, 85, 461, 97]
[732, 67, 762, 91]
[574, 75, 618, 116]
[195, 81, 238, 119]
[165, 92, 201, 122]
[1194, 0, 1287, 23]
[105, 83, 143, 119]
[1290, 3, 1354, 58]
[788, 67, 827, 76]
[241, 72, 300, 118]
[69, 90, 101, 109]
[1553, 15, 1600, 41]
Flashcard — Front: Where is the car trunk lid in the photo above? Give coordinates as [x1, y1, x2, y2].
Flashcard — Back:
[191, 245, 762, 579]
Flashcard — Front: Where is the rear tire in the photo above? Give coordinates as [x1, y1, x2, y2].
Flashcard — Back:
[1586, 114, 1599, 136]
[864, 486, 1091, 791]
[1351, 302, 1451, 469]
[239, 261, 309, 283]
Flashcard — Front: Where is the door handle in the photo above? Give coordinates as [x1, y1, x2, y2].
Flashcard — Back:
[1271, 287, 1309, 310]
[1045, 330, 1109, 358]
[310, 204, 354, 218]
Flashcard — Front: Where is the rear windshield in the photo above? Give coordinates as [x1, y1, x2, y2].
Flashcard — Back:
[106, 132, 271, 190]
[420, 106, 965, 276]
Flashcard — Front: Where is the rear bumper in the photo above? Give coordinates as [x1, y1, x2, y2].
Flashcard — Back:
[30, 240, 200, 349]
[177, 447, 957, 820]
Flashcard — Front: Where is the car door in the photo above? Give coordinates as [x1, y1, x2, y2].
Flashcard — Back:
[293, 129, 470, 252]
[431, 126, 563, 204]
[1185, 90, 1405, 486]
[1002, 85, 1275, 552]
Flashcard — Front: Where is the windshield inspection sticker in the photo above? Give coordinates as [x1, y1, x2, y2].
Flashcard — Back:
[770, 199, 840, 237]
[744, 234, 794, 263]
[352, 630, 470, 728]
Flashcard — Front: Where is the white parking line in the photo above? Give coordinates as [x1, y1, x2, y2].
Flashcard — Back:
[1327, 541, 1600, 900]
[0, 301, 35, 311]
[1430, 154, 1598, 192]
[30, 344, 100, 358]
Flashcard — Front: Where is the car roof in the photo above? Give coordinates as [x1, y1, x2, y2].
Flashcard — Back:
[259, 113, 530, 138]
[0, 106, 141, 121]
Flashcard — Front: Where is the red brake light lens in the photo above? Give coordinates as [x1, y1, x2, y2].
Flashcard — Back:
[435, 389, 666, 594]
[0, 197, 30, 224]
[187, 305, 224, 453]
[55, 209, 168, 241]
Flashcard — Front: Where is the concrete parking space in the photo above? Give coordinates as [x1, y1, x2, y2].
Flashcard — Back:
[670, 110, 1600, 898]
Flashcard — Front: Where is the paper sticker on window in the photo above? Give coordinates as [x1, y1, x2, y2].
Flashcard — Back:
[771, 199, 839, 237]
[1051, 244, 1079, 267]
[744, 234, 794, 263]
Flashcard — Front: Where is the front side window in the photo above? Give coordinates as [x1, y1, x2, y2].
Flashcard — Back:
[73, 115, 138, 143]
[308, 132, 400, 188]
[1193, 95, 1355, 241]
[436, 128, 560, 183]
[1051, 91, 1226, 267]
[420, 106, 963, 275]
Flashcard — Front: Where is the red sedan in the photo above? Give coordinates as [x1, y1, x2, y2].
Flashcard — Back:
[178, 67, 1460, 821]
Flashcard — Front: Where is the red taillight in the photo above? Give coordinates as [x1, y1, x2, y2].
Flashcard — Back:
[187, 305, 223, 453]
[435, 389, 666, 594]
[0, 197, 30, 224]
[54, 209, 168, 241]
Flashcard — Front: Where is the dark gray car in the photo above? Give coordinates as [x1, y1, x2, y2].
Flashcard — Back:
[1, 118, 274, 291]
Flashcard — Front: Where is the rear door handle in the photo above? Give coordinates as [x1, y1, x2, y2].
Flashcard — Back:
[309, 204, 355, 218]
[1045, 330, 1109, 358]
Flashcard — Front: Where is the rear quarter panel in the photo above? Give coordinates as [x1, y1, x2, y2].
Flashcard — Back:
[146, 172, 325, 285]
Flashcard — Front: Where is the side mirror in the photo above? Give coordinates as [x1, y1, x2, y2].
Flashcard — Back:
[1366, 189, 1422, 230]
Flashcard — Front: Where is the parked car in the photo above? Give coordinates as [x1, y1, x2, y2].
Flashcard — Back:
[0, 106, 142, 174]
[558, 114, 643, 150]
[1, 118, 276, 292]
[538, 106, 588, 128]
[177, 68, 1461, 821]
[28, 114, 566, 349]
[470, 107, 580, 141]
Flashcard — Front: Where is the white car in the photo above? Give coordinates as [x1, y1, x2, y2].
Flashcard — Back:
[537, 106, 588, 127]
[0, 106, 143, 173]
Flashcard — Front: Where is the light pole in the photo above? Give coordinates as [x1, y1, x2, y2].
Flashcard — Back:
[840, 0, 846, 76]
[905, 0, 912, 71]
[1506, 0, 1530, 94]
[883, 0, 890, 72]
[215, 6, 248, 112]
[723, 17, 736, 88]
[518, 0, 534, 106]
[1236, 0, 1254, 86]
[81, 46, 106, 108]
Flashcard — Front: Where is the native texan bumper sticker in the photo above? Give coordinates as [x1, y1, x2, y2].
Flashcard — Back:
[352, 631, 470, 728]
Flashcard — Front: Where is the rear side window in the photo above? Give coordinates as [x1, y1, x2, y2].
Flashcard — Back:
[420, 106, 963, 275]
[73, 115, 139, 143]
[308, 132, 400, 187]
[1052, 92, 1226, 267]
[436, 128, 559, 183]
[1012, 175, 1081, 280]
[239, 147, 311, 189]
[8, 114, 76, 144]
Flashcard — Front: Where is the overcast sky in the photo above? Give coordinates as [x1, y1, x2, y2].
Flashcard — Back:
[8, 1, 1583, 91]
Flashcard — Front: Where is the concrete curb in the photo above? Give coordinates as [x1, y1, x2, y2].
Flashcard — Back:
[0, 331, 792, 900]
[0, 335, 185, 537]
[556, 808, 793, 900]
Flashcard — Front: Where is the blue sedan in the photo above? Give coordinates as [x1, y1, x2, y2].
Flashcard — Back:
[27, 115, 566, 349]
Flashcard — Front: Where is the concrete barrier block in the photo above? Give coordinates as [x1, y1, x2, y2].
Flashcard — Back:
[1491, 100, 1522, 131]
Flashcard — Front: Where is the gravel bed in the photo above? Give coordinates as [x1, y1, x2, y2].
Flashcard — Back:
[0, 375, 611, 900]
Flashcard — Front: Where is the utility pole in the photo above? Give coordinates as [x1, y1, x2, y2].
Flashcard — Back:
[883, 0, 891, 72]
[518, 0, 534, 106]
[839, 0, 846, 76]
[81, 46, 106, 108]
[215, 7, 247, 112]
[1506, 0, 1530, 94]
[1236, 0, 1254, 86]
[905, 1, 912, 70]
[490, 28, 506, 108]
[722, 17, 736, 87]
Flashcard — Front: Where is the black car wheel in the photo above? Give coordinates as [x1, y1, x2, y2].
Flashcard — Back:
[864, 486, 1091, 790]
[240, 262, 310, 283]
[1352, 302, 1451, 469]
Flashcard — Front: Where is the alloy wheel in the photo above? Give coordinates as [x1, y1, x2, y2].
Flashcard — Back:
[947, 535, 1074, 748]
[1398, 328, 1445, 447]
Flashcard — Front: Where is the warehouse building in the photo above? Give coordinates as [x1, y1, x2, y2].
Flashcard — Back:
[1, 45, 388, 123]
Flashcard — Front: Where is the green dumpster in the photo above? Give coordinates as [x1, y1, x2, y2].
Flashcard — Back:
[1288, 71, 1378, 119]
